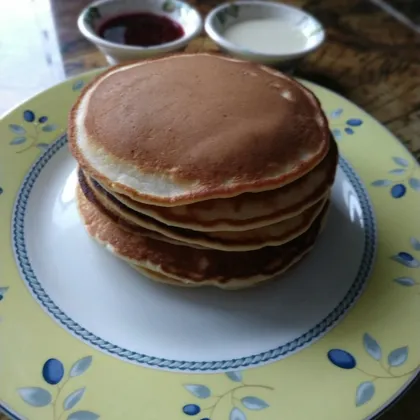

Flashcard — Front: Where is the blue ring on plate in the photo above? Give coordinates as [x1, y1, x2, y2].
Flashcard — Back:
[12, 134, 376, 372]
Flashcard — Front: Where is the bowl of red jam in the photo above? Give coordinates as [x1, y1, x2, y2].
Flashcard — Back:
[78, 0, 203, 64]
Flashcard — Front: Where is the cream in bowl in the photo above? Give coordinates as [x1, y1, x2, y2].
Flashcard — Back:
[205, 1, 325, 66]
[78, 0, 203, 64]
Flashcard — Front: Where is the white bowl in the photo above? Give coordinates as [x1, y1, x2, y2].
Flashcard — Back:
[205, 1, 325, 66]
[78, 0, 203, 64]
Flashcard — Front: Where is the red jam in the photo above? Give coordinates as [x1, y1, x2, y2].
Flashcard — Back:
[98, 12, 184, 47]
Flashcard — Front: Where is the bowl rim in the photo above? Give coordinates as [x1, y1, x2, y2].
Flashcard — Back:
[78, 0, 203, 52]
[204, 0, 326, 60]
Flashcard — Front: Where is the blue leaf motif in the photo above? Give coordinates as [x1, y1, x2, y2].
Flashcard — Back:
[23, 110, 35, 122]
[37, 143, 50, 151]
[38, 116, 48, 123]
[63, 387, 85, 410]
[10, 137, 27, 146]
[73, 80, 85, 91]
[392, 157, 409, 167]
[409, 178, 420, 191]
[388, 346, 408, 367]
[0, 287, 9, 298]
[70, 356, 92, 377]
[9, 124, 26, 134]
[230, 407, 247, 420]
[356, 381, 375, 407]
[226, 371, 243, 382]
[330, 108, 343, 119]
[344, 127, 354, 135]
[394, 277, 416, 287]
[331, 128, 342, 140]
[241, 396, 269, 410]
[18, 387, 52, 407]
[346, 118, 363, 126]
[42, 124, 58, 132]
[371, 180, 392, 187]
[391, 252, 420, 268]
[363, 333, 382, 360]
[388, 168, 406, 175]
[184, 384, 211, 399]
[410, 237, 420, 251]
[67, 411, 99, 420]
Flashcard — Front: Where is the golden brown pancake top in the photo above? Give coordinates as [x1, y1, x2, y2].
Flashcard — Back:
[75, 54, 330, 190]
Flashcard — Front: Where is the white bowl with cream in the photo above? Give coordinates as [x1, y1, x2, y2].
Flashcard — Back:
[204, 1, 325, 66]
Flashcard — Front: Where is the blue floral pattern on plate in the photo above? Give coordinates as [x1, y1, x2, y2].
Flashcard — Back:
[8, 109, 58, 154]
[371, 157, 420, 198]
[182, 371, 272, 419]
[391, 237, 420, 289]
[0, 287, 8, 302]
[328, 334, 417, 407]
[18, 355, 99, 419]
[329, 108, 363, 140]
[7, 78, 84, 156]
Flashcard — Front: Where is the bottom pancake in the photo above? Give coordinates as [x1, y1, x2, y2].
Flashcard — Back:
[130, 265, 203, 288]
[129, 260, 316, 290]
[76, 184, 329, 288]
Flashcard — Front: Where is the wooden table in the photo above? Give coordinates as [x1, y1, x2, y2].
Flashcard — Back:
[0, 0, 419, 418]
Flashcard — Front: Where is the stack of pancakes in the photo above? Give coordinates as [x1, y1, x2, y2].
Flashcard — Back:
[69, 54, 338, 289]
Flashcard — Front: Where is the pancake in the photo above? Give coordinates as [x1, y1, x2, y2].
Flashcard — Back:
[76, 184, 329, 288]
[98, 138, 338, 232]
[130, 265, 205, 288]
[129, 265, 264, 290]
[80, 167, 328, 251]
[69, 53, 331, 206]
